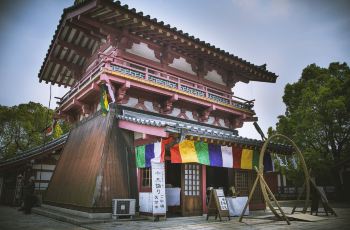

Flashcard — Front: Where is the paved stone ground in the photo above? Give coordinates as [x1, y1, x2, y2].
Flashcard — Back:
[1, 205, 349, 230]
[0, 205, 87, 230]
[83, 207, 349, 230]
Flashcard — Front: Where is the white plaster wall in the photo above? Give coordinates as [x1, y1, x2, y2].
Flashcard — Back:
[124, 97, 138, 107]
[219, 118, 226, 127]
[185, 111, 195, 121]
[170, 108, 180, 117]
[126, 42, 160, 63]
[206, 116, 215, 124]
[169, 57, 196, 75]
[144, 101, 156, 112]
[204, 70, 225, 85]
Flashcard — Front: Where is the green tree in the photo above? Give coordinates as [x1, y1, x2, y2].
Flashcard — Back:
[0, 102, 70, 159]
[271, 62, 350, 184]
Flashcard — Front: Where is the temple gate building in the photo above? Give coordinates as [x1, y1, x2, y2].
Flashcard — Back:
[0, 0, 292, 217]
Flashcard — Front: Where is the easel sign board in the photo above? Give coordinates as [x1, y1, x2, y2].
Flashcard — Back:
[207, 189, 230, 221]
[151, 162, 166, 217]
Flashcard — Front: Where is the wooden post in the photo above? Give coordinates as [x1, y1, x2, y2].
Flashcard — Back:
[291, 181, 306, 214]
[309, 178, 337, 217]
[257, 170, 290, 225]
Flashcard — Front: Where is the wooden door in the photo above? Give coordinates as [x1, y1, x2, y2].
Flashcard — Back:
[234, 169, 265, 210]
[181, 164, 202, 216]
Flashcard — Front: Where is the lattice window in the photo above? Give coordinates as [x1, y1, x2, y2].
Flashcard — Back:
[235, 170, 250, 196]
[141, 168, 152, 187]
[235, 170, 263, 204]
[184, 164, 200, 196]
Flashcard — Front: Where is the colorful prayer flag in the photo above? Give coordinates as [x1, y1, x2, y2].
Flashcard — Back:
[233, 146, 242, 169]
[194, 142, 210, 165]
[221, 146, 233, 168]
[135, 142, 163, 168]
[170, 140, 234, 168]
[53, 122, 63, 139]
[263, 152, 274, 172]
[208, 144, 223, 167]
[170, 144, 182, 163]
[100, 84, 109, 116]
[241, 149, 253, 169]
[168, 140, 274, 172]
[252, 149, 260, 170]
[178, 140, 199, 163]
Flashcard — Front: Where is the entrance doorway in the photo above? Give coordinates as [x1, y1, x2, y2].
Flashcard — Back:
[206, 166, 229, 189]
[181, 164, 202, 216]
[206, 166, 231, 205]
[165, 161, 181, 216]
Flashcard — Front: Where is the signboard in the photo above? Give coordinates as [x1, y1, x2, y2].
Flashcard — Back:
[151, 162, 166, 215]
[206, 189, 230, 221]
[218, 197, 228, 210]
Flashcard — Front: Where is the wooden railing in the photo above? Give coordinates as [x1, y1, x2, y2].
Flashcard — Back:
[58, 56, 254, 112]
[59, 62, 105, 104]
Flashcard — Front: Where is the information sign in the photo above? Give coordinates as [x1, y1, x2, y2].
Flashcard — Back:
[151, 162, 166, 215]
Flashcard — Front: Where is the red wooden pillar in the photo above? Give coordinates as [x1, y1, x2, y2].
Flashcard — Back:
[202, 165, 207, 213]
[137, 168, 141, 193]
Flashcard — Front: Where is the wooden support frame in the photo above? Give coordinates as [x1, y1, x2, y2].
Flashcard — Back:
[238, 166, 290, 225]
[291, 171, 337, 217]
[239, 134, 313, 225]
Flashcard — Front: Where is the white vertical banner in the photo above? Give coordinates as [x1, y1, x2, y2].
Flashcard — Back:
[151, 162, 166, 215]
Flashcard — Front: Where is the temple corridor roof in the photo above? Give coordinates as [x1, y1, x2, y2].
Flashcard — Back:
[0, 134, 68, 168]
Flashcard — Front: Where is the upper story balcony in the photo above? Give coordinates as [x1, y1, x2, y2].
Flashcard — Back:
[57, 54, 255, 117]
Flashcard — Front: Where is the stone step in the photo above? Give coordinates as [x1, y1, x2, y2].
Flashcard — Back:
[32, 206, 112, 226]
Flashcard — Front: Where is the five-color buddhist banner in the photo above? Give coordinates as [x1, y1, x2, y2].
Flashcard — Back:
[170, 140, 274, 171]
[135, 139, 274, 171]
[135, 142, 163, 168]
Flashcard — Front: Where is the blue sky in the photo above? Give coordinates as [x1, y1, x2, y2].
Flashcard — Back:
[0, 0, 349, 139]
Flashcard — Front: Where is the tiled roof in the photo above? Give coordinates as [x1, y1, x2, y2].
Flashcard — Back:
[39, 0, 278, 86]
[118, 109, 293, 153]
[0, 133, 69, 167]
[118, 109, 238, 136]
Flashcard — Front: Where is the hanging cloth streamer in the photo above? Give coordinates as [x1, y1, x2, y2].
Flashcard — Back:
[169, 140, 274, 170]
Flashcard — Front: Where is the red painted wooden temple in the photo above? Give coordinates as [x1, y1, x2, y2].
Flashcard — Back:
[0, 0, 293, 217]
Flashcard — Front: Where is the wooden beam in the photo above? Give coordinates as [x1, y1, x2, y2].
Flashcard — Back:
[77, 15, 121, 36]
[65, 0, 98, 20]
[127, 21, 148, 31]
[50, 57, 82, 76]
[67, 20, 103, 42]
[116, 17, 138, 28]
[56, 67, 69, 86]
[98, 10, 121, 21]
[89, 7, 112, 18]
[57, 40, 91, 58]
[132, 24, 156, 34]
